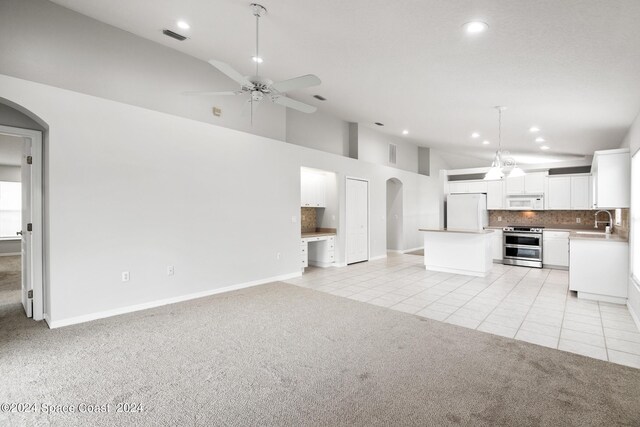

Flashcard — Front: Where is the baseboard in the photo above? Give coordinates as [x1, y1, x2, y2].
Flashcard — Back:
[386, 250, 403, 254]
[0, 252, 20, 257]
[46, 271, 302, 329]
[402, 246, 423, 254]
[369, 254, 387, 261]
[628, 277, 640, 331]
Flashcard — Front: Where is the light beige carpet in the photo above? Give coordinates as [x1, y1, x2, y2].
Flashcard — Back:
[1, 282, 639, 426]
[0, 255, 20, 307]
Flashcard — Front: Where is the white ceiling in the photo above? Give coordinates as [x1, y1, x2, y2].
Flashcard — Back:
[0, 134, 23, 166]
[50, 0, 640, 162]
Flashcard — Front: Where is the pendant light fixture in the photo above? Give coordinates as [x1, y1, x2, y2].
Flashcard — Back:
[484, 106, 525, 180]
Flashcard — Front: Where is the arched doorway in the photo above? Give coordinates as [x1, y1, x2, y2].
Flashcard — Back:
[0, 99, 46, 321]
[386, 178, 403, 252]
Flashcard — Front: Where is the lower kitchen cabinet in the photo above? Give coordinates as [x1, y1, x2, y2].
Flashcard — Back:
[542, 231, 569, 268]
[569, 238, 628, 303]
[301, 235, 335, 269]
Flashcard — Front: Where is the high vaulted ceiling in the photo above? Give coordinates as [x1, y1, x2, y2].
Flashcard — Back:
[50, 0, 640, 163]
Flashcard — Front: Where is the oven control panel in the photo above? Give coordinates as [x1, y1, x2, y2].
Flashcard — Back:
[503, 227, 544, 233]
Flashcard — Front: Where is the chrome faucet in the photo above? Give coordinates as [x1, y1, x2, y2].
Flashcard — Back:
[594, 210, 613, 233]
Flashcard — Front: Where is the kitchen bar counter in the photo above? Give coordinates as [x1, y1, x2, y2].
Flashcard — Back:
[569, 231, 628, 242]
[420, 229, 493, 277]
[301, 231, 336, 238]
[418, 228, 494, 235]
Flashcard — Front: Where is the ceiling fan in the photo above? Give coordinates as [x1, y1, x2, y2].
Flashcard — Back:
[185, 3, 321, 120]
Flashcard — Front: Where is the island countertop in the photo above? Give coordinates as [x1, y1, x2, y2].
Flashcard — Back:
[419, 228, 494, 235]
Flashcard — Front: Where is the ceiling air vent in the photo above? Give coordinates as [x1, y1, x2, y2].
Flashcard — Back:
[389, 143, 397, 165]
[313, 95, 326, 101]
[162, 29, 187, 41]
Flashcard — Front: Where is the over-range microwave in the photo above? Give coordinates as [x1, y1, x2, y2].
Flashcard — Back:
[506, 195, 544, 210]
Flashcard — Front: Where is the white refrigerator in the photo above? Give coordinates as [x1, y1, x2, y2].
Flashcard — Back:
[446, 193, 488, 231]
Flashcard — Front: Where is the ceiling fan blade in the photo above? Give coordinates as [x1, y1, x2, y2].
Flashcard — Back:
[272, 96, 317, 114]
[182, 90, 244, 96]
[271, 74, 321, 93]
[207, 59, 253, 87]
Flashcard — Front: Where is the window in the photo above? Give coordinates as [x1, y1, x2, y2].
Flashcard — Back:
[0, 181, 21, 238]
[632, 151, 640, 283]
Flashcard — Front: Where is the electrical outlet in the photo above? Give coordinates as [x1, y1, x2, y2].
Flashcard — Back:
[121, 271, 130, 282]
[498, 216, 502, 222]
[292, 216, 297, 223]
[167, 265, 174, 276]
[576, 217, 581, 224]
[276, 252, 281, 260]
[332, 215, 336, 221]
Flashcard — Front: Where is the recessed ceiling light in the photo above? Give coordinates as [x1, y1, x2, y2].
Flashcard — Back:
[252, 56, 263, 63]
[482, 140, 490, 145]
[540, 145, 550, 150]
[374, 122, 384, 126]
[535, 137, 545, 143]
[402, 130, 409, 135]
[471, 132, 480, 138]
[177, 20, 190, 30]
[529, 126, 540, 133]
[464, 21, 489, 34]
[313, 95, 327, 101]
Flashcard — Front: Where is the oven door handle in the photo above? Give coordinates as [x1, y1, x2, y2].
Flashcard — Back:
[503, 232, 542, 238]
[504, 244, 541, 249]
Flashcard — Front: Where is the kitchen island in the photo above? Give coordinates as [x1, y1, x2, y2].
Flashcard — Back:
[419, 228, 495, 277]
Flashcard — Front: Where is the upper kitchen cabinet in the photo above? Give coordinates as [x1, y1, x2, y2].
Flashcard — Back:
[505, 172, 546, 195]
[301, 169, 326, 207]
[591, 148, 630, 209]
[546, 176, 571, 209]
[486, 180, 504, 209]
[545, 175, 591, 210]
[448, 180, 487, 194]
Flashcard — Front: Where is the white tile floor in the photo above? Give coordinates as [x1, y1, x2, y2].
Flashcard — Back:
[284, 253, 640, 369]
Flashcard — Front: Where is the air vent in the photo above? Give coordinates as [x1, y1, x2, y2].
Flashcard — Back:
[389, 143, 397, 165]
[162, 29, 187, 41]
[313, 95, 326, 101]
[374, 122, 384, 126]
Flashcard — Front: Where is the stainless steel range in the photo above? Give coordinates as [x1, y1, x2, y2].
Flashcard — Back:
[502, 226, 544, 268]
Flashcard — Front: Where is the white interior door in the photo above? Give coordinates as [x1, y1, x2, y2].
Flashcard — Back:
[20, 137, 32, 317]
[346, 177, 369, 264]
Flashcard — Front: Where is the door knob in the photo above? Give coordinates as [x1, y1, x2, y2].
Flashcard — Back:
[16, 231, 23, 236]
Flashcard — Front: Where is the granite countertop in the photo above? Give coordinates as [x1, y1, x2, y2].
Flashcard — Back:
[419, 228, 494, 235]
[569, 231, 628, 243]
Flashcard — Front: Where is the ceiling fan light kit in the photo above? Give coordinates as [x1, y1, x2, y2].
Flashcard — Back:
[184, 3, 321, 122]
[484, 106, 525, 181]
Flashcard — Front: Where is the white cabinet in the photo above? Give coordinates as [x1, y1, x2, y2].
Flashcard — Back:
[491, 229, 503, 261]
[545, 175, 591, 210]
[505, 176, 524, 195]
[570, 175, 591, 209]
[301, 170, 326, 208]
[486, 180, 504, 209]
[467, 181, 488, 193]
[546, 177, 571, 210]
[448, 180, 487, 194]
[591, 148, 630, 209]
[542, 231, 569, 268]
[569, 238, 629, 303]
[505, 172, 545, 195]
[303, 235, 335, 268]
[448, 181, 469, 194]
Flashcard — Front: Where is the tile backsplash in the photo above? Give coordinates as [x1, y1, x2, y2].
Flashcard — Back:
[489, 210, 617, 229]
[301, 207, 317, 233]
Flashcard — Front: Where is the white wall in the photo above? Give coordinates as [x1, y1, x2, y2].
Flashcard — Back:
[386, 179, 403, 251]
[286, 109, 349, 157]
[0, 0, 285, 141]
[0, 165, 20, 182]
[357, 126, 419, 173]
[0, 74, 442, 326]
[620, 110, 640, 324]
